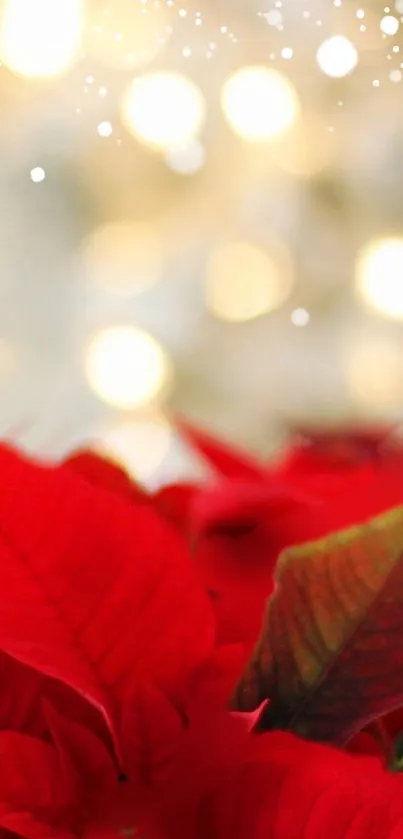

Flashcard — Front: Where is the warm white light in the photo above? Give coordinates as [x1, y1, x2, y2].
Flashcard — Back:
[356, 238, 403, 320]
[380, 15, 399, 34]
[291, 308, 310, 326]
[81, 222, 163, 295]
[347, 339, 403, 409]
[30, 167, 45, 183]
[121, 72, 205, 150]
[281, 47, 293, 59]
[0, 0, 83, 78]
[205, 241, 294, 322]
[316, 36, 358, 78]
[85, 326, 171, 408]
[221, 65, 299, 141]
[96, 416, 173, 483]
[97, 121, 113, 137]
[164, 139, 205, 174]
[87, 0, 166, 70]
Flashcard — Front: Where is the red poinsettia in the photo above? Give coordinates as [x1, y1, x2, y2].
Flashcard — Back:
[0, 443, 216, 838]
[173, 422, 403, 649]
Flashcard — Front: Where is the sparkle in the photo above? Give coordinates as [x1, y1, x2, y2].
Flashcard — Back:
[393, 44, 400, 51]
[86, 75, 95, 84]
[356, 8, 365, 17]
[97, 120, 113, 137]
[291, 308, 310, 326]
[178, 8, 187, 16]
[30, 166, 45, 183]
[220, 25, 228, 32]
[281, 47, 293, 59]
[373, 78, 380, 86]
[262, 10, 282, 25]
[182, 46, 191, 56]
[390, 68, 402, 80]
[380, 14, 399, 34]
[98, 86, 108, 97]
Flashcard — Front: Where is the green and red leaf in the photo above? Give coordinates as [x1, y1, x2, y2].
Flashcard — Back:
[232, 505, 403, 745]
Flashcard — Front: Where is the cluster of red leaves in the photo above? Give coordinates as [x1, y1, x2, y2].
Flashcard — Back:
[2, 423, 403, 837]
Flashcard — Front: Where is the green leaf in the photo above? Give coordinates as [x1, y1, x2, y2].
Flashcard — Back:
[232, 506, 403, 745]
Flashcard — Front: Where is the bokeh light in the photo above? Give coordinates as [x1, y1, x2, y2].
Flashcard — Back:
[0, 0, 83, 78]
[95, 415, 173, 484]
[86, 0, 166, 70]
[221, 66, 299, 141]
[355, 238, 403, 320]
[347, 339, 403, 410]
[121, 72, 205, 150]
[316, 36, 358, 78]
[291, 308, 310, 326]
[85, 326, 172, 408]
[380, 15, 399, 35]
[81, 222, 163, 295]
[164, 140, 205, 175]
[205, 241, 294, 322]
[30, 167, 45, 183]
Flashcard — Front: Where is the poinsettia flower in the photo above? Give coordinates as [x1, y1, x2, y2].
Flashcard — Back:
[144, 702, 403, 839]
[0, 443, 215, 837]
[176, 422, 403, 648]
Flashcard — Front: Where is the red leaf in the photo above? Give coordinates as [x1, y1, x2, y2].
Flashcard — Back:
[0, 445, 214, 765]
[153, 483, 197, 535]
[0, 730, 79, 838]
[64, 450, 145, 503]
[204, 732, 403, 839]
[177, 419, 265, 481]
[232, 506, 403, 745]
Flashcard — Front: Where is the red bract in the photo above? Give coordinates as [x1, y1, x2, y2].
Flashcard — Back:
[0, 444, 215, 837]
[145, 709, 403, 839]
[179, 423, 403, 648]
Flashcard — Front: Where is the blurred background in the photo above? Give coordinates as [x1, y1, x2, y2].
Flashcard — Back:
[0, 0, 402, 485]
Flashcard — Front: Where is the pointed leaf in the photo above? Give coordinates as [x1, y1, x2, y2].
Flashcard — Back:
[153, 483, 197, 535]
[64, 450, 146, 503]
[177, 419, 265, 481]
[0, 730, 79, 839]
[0, 445, 214, 764]
[232, 506, 403, 745]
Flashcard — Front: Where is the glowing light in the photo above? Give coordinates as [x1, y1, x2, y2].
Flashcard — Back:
[97, 121, 113, 137]
[121, 72, 205, 150]
[0, 0, 83, 78]
[316, 36, 358, 78]
[164, 139, 205, 174]
[380, 15, 399, 34]
[81, 222, 163, 295]
[281, 47, 293, 59]
[271, 113, 332, 177]
[87, 0, 165, 70]
[221, 66, 299, 141]
[291, 308, 310, 326]
[355, 238, 403, 320]
[347, 339, 403, 409]
[205, 241, 294, 322]
[30, 167, 45, 183]
[85, 326, 171, 408]
[96, 416, 173, 483]
[390, 69, 402, 81]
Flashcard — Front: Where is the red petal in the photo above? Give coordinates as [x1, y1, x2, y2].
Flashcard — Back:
[233, 506, 403, 745]
[153, 484, 197, 535]
[203, 732, 403, 839]
[0, 445, 214, 764]
[64, 450, 145, 503]
[0, 730, 79, 839]
[177, 419, 265, 481]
